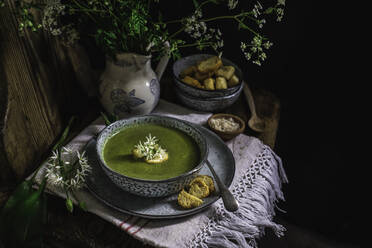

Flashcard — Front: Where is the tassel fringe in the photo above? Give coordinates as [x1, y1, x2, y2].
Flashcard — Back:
[190, 145, 288, 248]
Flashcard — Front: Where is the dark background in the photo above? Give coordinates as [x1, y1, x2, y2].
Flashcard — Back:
[157, 0, 362, 247]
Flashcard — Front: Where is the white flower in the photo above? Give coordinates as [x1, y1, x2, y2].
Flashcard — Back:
[240, 41, 247, 50]
[42, 0, 66, 36]
[252, 1, 263, 18]
[276, 8, 285, 22]
[228, 0, 239, 10]
[46, 147, 91, 190]
[134, 134, 167, 161]
[277, 0, 286, 6]
[258, 19, 266, 29]
[184, 10, 208, 39]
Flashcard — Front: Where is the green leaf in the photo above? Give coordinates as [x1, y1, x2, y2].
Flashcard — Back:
[238, 21, 249, 30]
[0, 180, 33, 243]
[158, 11, 163, 23]
[264, 7, 274, 14]
[100, 111, 117, 126]
[79, 201, 87, 211]
[0, 179, 47, 247]
[66, 198, 73, 213]
[52, 116, 75, 151]
[0, 181, 33, 218]
[100, 112, 111, 126]
[192, 0, 199, 8]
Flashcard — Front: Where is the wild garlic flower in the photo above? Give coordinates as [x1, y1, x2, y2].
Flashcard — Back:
[45, 147, 91, 190]
[134, 134, 167, 161]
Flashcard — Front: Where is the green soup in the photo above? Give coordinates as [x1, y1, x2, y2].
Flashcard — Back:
[103, 124, 200, 180]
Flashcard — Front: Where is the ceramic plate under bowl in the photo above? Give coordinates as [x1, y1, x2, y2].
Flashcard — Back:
[85, 124, 235, 219]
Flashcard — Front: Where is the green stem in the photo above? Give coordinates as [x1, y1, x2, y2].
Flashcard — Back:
[70, 8, 106, 13]
[201, 11, 252, 22]
[233, 17, 261, 37]
[72, 0, 98, 23]
[167, 11, 261, 39]
[178, 41, 213, 48]
[168, 26, 186, 40]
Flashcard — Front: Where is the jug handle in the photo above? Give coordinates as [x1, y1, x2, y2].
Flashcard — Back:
[155, 41, 170, 81]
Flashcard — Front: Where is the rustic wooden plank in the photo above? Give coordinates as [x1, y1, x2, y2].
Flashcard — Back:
[0, 1, 61, 180]
[0, 0, 94, 183]
[0, 57, 16, 187]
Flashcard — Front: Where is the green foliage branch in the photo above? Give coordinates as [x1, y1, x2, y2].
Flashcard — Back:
[1, 0, 286, 65]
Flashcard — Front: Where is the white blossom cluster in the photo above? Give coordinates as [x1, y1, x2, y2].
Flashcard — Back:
[227, 0, 239, 10]
[134, 134, 167, 161]
[184, 9, 207, 39]
[252, 1, 263, 18]
[42, 0, 66, 36]
[208, 28, 224, 52]
[183, 9, 224, 53]
[42, 0, 79, 45]
[45, 147, 91, 190]
[275, 0, 286, 22]
[241, 36, 273, 66]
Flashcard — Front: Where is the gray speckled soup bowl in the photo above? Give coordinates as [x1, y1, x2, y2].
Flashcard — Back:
[96, 115, 208, 197]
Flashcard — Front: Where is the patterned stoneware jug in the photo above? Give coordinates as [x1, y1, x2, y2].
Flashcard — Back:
[99, 50, 169, 119]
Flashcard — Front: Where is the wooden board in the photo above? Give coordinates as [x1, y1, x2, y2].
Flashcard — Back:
[0, 0, 94, 185]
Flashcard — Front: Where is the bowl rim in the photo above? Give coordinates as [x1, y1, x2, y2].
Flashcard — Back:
[207, 113, 246, 135]
[172, 54, 242, 93]
[96, 115, 209, 183]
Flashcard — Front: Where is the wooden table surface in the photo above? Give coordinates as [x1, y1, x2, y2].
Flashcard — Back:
[1, 78, 280, 248]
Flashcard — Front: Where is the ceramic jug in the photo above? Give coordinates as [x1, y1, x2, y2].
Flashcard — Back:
[99, 47, 169, 119]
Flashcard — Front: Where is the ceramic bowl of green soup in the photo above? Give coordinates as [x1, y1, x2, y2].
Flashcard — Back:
[96, 115, 208, 197]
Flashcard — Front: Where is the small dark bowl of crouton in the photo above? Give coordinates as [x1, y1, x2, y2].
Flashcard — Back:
[173, 54, 243, 98]
[174, 82, 243, 112]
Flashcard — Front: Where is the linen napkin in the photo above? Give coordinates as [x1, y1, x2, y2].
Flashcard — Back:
[32, 99, 288, 248]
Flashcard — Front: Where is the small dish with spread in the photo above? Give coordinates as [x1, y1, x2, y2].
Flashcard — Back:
[207, 113, 245, 141]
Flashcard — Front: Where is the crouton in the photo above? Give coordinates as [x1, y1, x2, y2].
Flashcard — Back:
[216, 66, 235, 80]
[182, 76, 204, 88]
[197, 56, 222, 74]
[180, 66, 196, 78]
[189, 178, 210, 198]
[227, 74, 240, 87]
[191, 175, 215, 193]
[215, 77, 228, 90]
[203, 78, 215, 90]
[194, 71, 213, 81]
[178, 189, 203, 209]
